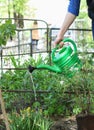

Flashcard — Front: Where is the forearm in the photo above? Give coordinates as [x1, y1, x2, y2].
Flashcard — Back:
[54, 0, 80, 46]
[57, 12, 76, 39]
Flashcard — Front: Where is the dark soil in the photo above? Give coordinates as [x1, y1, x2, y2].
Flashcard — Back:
[51, 116, 77, 130]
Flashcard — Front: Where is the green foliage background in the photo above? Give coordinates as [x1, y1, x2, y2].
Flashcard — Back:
[1, 53, 94, 117]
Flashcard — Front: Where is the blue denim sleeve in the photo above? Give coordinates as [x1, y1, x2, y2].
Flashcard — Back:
[68, 0, 81, 16]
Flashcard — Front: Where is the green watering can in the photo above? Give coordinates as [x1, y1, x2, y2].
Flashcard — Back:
[28, 38, 82, 77]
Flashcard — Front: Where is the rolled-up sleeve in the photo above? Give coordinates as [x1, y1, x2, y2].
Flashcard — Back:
[68, 0, 81, 16]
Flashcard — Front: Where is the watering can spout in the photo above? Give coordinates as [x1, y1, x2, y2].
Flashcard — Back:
[37, 64, 62, 73]
[28, 65, 37, 73]
[28, 64, 61, 73]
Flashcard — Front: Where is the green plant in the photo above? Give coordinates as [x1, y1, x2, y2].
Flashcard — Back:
[2, 53, 94, 117]
[0, 19, 16, 46]
[63, 56, 94, 115]
[1, 55, 71, 116]
[0, 54, 80, 117]
[9, 107, 52, 130]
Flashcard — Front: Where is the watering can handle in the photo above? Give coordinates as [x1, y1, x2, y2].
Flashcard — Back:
[63, 38, 77, 52]
[52, 38, 77, 60]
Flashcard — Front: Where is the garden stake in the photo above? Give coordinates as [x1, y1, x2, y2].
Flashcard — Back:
[0, 89, 10, 130]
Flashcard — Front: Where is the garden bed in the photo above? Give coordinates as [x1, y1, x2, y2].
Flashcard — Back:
[0, 114, 77, 130]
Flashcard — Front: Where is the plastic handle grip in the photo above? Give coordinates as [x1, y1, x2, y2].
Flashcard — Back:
[52, 38, 77, 60]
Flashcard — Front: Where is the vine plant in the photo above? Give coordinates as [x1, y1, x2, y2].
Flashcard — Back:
[0, 19, 16, 46]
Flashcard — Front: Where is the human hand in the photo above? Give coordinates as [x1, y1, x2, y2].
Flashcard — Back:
[54, 37, 64, 48]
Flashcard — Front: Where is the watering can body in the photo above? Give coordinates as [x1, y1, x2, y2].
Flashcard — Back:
[29, 38, 82, 77]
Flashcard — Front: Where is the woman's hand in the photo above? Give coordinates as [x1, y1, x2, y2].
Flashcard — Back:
[54, 37, 64, 48]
